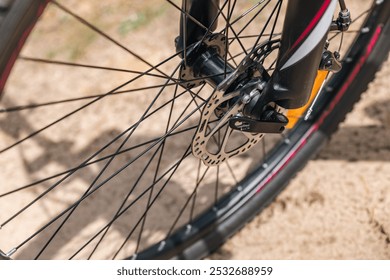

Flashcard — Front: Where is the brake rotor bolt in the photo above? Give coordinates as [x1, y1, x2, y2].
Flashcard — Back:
[257, 82, 266, 91]
[251, 88, 261, 97]
[242, 94, 251, 104]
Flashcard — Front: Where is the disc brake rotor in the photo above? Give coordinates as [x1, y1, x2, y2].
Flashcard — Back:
[192, 90, 264, 166]
[192, 40, 280, 166]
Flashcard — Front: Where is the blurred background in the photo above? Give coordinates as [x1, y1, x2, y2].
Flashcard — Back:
[0, 0, 389, 259]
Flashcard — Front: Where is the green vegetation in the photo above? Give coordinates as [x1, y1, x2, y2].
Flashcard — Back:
[118, 5, 167, 36]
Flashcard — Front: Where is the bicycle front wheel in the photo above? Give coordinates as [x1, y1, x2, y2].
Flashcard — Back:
[0, 0, 389, 259]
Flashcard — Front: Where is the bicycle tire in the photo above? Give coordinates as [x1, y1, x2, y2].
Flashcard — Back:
[0, 0, 389, 260]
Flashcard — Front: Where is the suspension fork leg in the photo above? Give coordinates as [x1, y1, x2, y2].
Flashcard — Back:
[248, 0, 338, 114]
[176, 0, 220, 53]
[176, 0, 235, 88]
[176, 0, 338, 112]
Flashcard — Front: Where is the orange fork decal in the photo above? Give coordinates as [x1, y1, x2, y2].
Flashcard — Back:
[286, 70, 328, 129]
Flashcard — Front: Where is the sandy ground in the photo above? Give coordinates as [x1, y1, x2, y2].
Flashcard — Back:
[211, 58, 390, 259]
[0, 1, 389, 259]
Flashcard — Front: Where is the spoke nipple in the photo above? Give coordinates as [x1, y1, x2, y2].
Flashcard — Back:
[262, 163, 269, 168]
[158, 241, 166, 251]
[304, 109, 313, 121]
[345, 57, 353, 63]
[325, 86, 334, 92]
[4, 247, 16, 258]
[8, 248, 17, 256]
[0, 250, 11, 260]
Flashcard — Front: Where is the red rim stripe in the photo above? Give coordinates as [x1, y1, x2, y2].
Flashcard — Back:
[256, 25, 383, 194]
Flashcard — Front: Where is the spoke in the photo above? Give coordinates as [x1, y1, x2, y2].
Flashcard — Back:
[88, 144, 164, 259]
[225, 161, 238, 185]
[182, 0, 188, 64]
[164, 0, 208, 32]
[0, 83, 178, 113]
[71, 146, 193, 260]
[1, 97, 110, 153]
[251, 0, 282, 51]
[267, 57, 278, 71]
[110, 89, 208, 259]
[111, 147, 192, 259]
[0, 66, 187, 225]
[206, 0, 247, 60]
[189, 160, 202, 222]
[18, 56, 170, 79]
[224, 0, 233, 74]
[0, 106, 218, 201]
[194, 0, 230, 53]
[189, 0, 242, 69]
[220, 125, 233, 153]
[228, 46, 253, 61]
[51, 1, 174, 80]
[268, 0, 283, 42]
[88, 83, 200, 258]
[338, 31, 344, 53]
[0, 69, 197, 224]
[1, 36, 220, 152]
[229, 33, 281, 41]
[227, 31, 280, 62]
[216, 127, 222, 149]
[214, 165, 220, 204]
[166, 165, 211, 237]
[134, 83, 181, 255]
[230, 0, 268, 27]
[133, 144, 164, 255]
[227, 49, 239, 67]
[229, 0, 271, 46]
[0, 39, 187, 118]
[227, 0, 237, 19]
[186, 85, 232, 167]
[0, 0, 377, 260]
[329, 30, 361, 35]
[262, 137, 267, 164]
[0, 122, 207, 199]
[350, 7, 373, 24]
[33, 65, 183, 259]
[133, 146, 164, 255]
[328, 7, 372, 42]
[0, 71, 227, 113]
[179, 0, 237, 75]
[0, 44, 187, 152]
[7, 98, 206, 255]
[224, 0, 248, 69]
